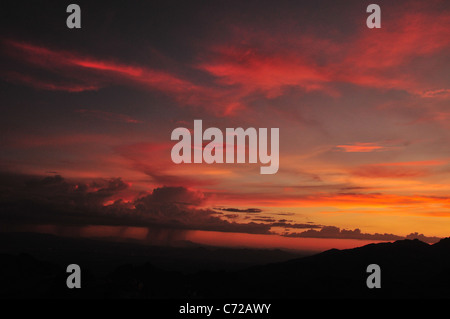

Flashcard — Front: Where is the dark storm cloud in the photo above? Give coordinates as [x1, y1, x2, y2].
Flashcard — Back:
[271, 222, 321, 229]
[214, 207, 263, 213]
[0, 172, 443, 243]
[223, 214, 239, 219]
[251, 218, 276, 223]
[0, 172, 270, 235]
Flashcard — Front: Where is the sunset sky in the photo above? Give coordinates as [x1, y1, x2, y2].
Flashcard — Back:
[1, 0, 450, 251]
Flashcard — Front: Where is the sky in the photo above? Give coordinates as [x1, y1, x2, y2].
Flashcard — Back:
[1, 0, 449, 251]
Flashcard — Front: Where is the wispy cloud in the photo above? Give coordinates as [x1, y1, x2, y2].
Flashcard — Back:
[75, 109, 143, 124]
[336, 143, 386, 153]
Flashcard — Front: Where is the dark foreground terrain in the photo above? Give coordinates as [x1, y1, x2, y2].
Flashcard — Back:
[1, 232, 450, 299]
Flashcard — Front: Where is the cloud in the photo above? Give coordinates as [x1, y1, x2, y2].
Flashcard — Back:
[2, 71, 102, 92]
[214, 207, 262, 213]
[270, 221, 321, 229]
[252, 218, 276, 223]
[0, 172, 444, 244]
[352, 166, 429, 179]
[3, 133, 119, 148]
[75, 109, 143, 124]
[213, 189, 450, 211]
[0, 172, 270, 235]
[283, 226, 441, 244]
[409, 111, 450, 126]
[198, 45, 331, 98]
[3, 40, 190, 93]
[405, 232, 441, 243]
[351, 160, 447, 179]
[335, 143, 386, 153]
[135, 186, 205, 207]
[419, 89, 450, 98]
[3, 1, 449, 120]
[375, 160, 448, 167]
[1, 39, 248, 116]
[196, 2, 450, 102]
[112, 142, 219, 187]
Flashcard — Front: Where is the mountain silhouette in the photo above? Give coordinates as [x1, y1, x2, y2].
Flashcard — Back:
[218, 238, 448, 299]
[1, 235, 450, 299]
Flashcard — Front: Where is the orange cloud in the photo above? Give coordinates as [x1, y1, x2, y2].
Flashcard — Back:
[352, 166, 428, 179]
[336, 143, 385, 153]
[214, 191, 450, 211]
[350, 159, 448, 179]
[374, 160, 448, 167]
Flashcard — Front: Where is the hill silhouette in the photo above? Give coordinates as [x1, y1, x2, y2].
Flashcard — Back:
[0, 232, 305, 275]
[1, 234, 450, 299]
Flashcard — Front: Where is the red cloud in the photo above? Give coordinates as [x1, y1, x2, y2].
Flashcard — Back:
[197, 6, 450, 98]
[3, 40, 245, 116]
[4, 40, 195, 92]
[375, 160, 447, 167]
[198, 46, 330, 98]
[3, 71, 102, 92]
[71, 59, 144, 77]
[3, 3, 449, 118]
